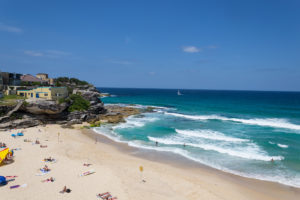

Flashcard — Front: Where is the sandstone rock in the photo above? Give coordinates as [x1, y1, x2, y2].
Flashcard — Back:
[0, 117, 40, 129]
[99, 113, 126, 123]
[22, 99, 68, 115]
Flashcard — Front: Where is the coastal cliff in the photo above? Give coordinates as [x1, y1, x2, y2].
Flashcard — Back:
[0, 83, 143, 129]
[0, 84, 107, 129]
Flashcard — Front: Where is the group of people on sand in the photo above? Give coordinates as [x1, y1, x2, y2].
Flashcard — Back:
[0, 142, 7, 148]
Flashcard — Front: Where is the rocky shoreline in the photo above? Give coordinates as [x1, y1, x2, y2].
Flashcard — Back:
[0, 86, 146, 130]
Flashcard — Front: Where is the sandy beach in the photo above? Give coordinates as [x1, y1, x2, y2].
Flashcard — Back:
[0, 124, 299, 200]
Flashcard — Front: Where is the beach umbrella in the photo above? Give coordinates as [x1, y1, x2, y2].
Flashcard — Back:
[0, 176, 7, 185]
[0, 148, 9, 164]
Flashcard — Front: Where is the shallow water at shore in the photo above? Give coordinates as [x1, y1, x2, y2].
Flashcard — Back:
[97, 88, 300, 187]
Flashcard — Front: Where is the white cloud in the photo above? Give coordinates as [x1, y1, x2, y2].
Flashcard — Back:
[207, 45, 218, 49]
[46, 50, 71, 56]
[24, 50, 70, 58]
[125, 36, 131, 44]
[109, 60, 134, 65]
[24, 50, 43, 57]
[111, 60, 132, 65]
[0, 22, 23, 33]
[182, 46, 202, 53]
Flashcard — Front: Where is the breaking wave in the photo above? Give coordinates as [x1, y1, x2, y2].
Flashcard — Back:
[175, 129, 248, 142]
[148, 136, 283, 161]
[165, 112, 300, 130]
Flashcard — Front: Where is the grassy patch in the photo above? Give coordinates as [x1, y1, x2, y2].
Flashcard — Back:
[0, 95, 25, 106]
[1, 95, 25, 100]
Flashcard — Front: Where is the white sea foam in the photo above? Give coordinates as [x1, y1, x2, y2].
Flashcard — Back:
[113, 115, 158, 130]
[175, 129, 248, 142]
[269, 141, 275, 145]
[148, 136, 283, 161]
[277, 144, 289, 148]
[92, 127, 300, 188]
[165, 112, 300, 130]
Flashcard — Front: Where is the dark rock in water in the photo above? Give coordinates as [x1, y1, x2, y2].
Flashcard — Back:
[98, 113, 126, 123]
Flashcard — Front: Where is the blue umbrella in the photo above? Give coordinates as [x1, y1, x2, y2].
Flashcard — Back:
[0, 176, 7, 185]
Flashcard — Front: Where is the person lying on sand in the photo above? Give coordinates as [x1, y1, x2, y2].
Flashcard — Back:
[35, 140, 40, 144]
[41, 165, 50, 172]
[44, 157, 55, 162]
[24, 139, 32, 143]
[83, 163, 92, 167]
[40, 145, 47, 148]
[0, 142, 6, 148]
[42, 177, 55, 182]
[60, 186, 71, 193]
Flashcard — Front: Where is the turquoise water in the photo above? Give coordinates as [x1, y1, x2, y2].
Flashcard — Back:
[95, 88, 300, 187]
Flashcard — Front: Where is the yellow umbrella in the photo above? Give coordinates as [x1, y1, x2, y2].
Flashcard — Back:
[0, 148, 9, 164]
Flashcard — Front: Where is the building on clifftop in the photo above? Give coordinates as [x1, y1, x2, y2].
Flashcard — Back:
[17, 87, 68, 100]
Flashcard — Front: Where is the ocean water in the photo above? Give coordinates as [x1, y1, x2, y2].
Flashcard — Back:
[95, 88, 300, 187]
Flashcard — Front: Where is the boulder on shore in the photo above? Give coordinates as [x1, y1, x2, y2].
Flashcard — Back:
[21, 99, 69, 115]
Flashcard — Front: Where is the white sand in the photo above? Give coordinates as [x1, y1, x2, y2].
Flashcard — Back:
[0, 124, 299, 200]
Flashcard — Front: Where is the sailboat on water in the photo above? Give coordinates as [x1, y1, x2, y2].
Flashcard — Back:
[177, 90, 183, 96]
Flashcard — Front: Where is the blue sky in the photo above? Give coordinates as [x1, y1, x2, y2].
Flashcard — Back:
[0, 0, 299, 91]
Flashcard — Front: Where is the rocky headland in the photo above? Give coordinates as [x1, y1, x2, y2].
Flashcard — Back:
[0, 84, 144, 129]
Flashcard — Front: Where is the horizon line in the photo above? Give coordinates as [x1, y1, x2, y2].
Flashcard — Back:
[95, 86, 300, 93]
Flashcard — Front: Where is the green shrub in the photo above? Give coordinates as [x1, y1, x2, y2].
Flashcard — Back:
[68, 94, 90, 112]
[90, 121, 101, 127]
[58, 98, 69, 104]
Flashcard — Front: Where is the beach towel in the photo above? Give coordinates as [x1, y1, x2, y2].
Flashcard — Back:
[36, 172, 49, 176]
[11, 134, 16, 137]
[17, 133, 24, 136]
[42, 178, 55, 183]
[36, 169, 50, 176]
[5, 176, 17, 178]
[10, 184, 27, 189]
[79, 169, 95, 177]
[40, 169, 50, 173]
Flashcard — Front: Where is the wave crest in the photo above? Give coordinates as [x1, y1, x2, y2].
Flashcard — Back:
[175, 129, 248, 142]
[148, 136, 283, 161]
[165, 112, 300, 130]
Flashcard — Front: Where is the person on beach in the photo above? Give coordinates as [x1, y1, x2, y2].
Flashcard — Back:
[44, 157, 54, 162]
[42, 165, 50, 172]
[183, 143, 186, 147]
[61, 186, 71, 193]
[0, 142, 6, 148]
[271, 158, 274, 163]
[156, 141, 158, 146]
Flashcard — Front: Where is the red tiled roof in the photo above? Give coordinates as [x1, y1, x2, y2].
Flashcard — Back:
[21, 74, 47, 82]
